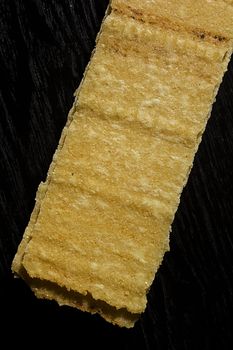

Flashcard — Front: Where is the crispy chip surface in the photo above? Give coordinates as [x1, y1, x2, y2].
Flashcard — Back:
[12, 0, 233, 327]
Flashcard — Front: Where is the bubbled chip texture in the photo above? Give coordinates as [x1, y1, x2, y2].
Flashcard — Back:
[12, 0, 233, 327]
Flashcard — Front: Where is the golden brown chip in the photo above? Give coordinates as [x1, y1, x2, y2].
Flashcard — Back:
[12, 0, 233, 327]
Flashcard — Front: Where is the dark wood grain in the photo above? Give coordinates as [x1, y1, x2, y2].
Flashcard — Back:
[0, 1, 233, 348]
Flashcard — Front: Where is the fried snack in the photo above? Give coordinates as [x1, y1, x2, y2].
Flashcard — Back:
[12, 0, 233, 327]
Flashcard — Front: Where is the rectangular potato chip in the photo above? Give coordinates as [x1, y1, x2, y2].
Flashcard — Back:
[12, 0, 233, 327]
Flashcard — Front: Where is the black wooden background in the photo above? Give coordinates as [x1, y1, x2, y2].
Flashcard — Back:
[0, 1, 233, 349]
